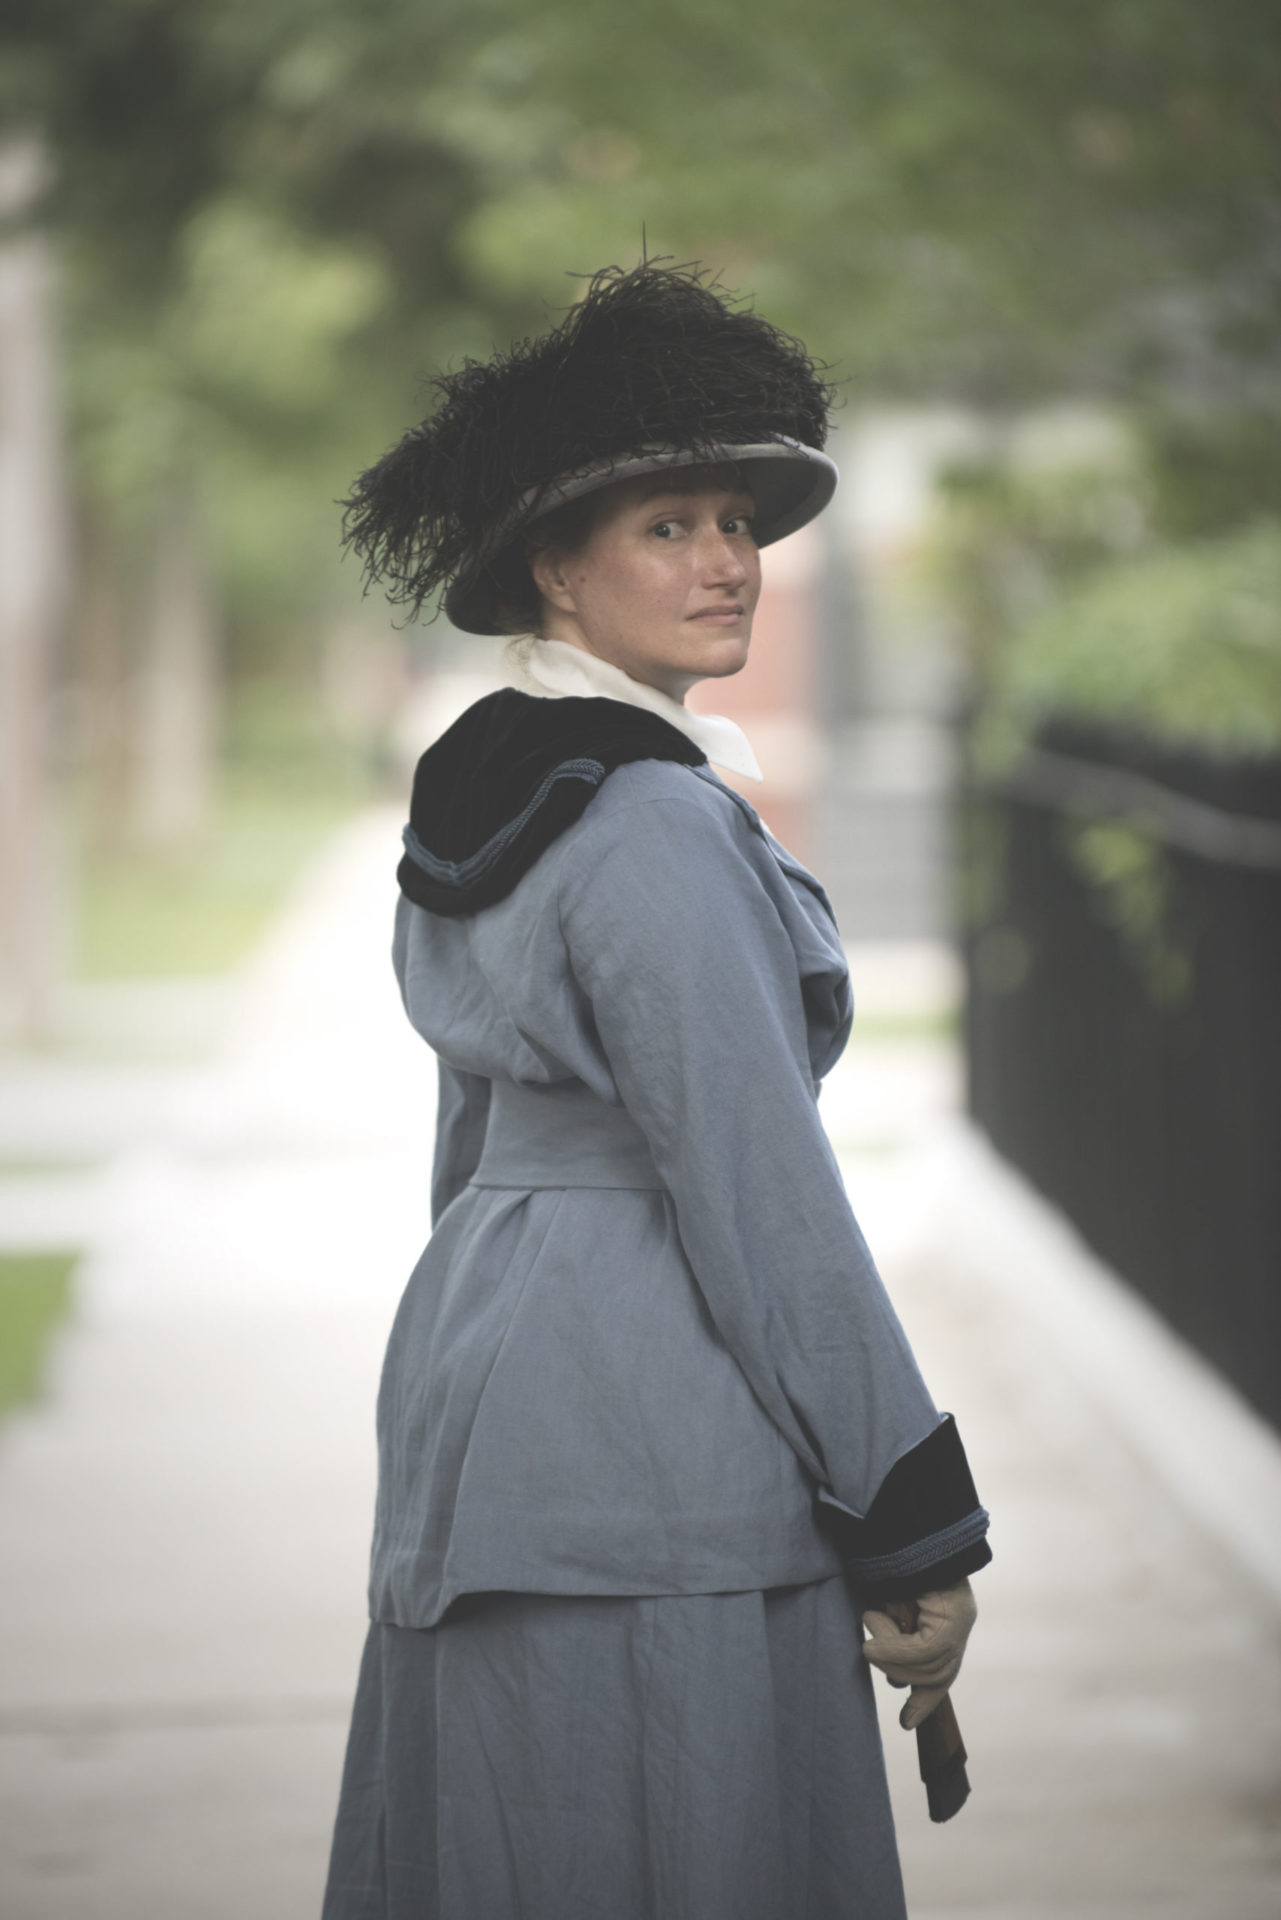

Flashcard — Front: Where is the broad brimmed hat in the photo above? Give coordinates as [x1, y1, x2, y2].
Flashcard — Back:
[341, 260, 840, 636]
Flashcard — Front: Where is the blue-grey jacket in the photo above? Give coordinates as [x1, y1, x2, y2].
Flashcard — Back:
[372, 746, 990, 1630]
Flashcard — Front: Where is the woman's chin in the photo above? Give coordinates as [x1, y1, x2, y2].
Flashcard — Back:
[687, 630, 751, 679]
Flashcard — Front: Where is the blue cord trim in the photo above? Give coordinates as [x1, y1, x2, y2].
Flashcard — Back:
[401, 757, 607, 886]
[849, 1507, 990, 1583]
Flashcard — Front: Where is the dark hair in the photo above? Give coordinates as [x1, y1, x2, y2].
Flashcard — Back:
[498, 492, 603, 635]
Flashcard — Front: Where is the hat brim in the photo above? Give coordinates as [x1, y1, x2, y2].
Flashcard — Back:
[443, 439, 838, 636]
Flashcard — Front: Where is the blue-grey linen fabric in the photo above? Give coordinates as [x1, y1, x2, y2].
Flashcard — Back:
[322, 1578, 907, 1920]
[372, 755, 943, 1629]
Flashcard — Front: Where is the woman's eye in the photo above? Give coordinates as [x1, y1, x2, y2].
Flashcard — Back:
[725, 516, 756, 537]
[651, 520, 678, 538]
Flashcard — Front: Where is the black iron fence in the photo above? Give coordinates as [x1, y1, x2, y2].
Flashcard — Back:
[961, 715, 1281, 1431]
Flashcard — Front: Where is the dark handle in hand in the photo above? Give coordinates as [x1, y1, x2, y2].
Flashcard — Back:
[885, 1596, 971, 1823]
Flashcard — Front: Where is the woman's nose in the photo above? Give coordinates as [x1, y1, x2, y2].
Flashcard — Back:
[701, 529, 750, 585]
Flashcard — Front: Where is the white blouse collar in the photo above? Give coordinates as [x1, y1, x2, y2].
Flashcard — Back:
[505, 636, 763, 783]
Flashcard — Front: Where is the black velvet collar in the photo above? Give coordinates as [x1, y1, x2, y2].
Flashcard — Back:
[398, 688, 708, 916]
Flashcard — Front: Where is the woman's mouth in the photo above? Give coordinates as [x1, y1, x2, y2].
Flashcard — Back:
[689, 606, 744, 624]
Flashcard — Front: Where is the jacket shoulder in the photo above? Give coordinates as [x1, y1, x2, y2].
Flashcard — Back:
[577, 757, 759, 839]
[570, 758, 839, 925]
[552, 760, 778, 942]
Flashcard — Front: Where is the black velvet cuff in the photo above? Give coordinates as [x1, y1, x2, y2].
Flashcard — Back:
[814, 1412, 991, 1602]
[855, 1535, 993, 1606]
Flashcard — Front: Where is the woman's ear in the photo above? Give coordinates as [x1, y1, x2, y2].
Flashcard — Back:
[528, 542, 577, 616]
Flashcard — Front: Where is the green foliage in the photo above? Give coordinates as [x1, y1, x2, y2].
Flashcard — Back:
[7, 0, 537, 655]
[5, 0, 1281, 678]
[930, 400, 1281, 761]
[979, 521, 1281, 767]
[0, 1252, 77, 1419]
[1141, 408, 1281, 544]
[1061, 820, 1193, 1007]
[441, 0, 1281, 401]
[931, 428, 1151, 679]
[171, 200, 389, 422]
[944, 462, 1281, 1008]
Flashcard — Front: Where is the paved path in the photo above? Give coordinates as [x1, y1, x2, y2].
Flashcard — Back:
[0, 809, 1278, 1919]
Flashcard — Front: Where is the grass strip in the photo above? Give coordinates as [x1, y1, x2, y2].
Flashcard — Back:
[0, 1251, 78, 1419]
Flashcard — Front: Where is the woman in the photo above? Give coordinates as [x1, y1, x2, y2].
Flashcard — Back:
[322, 262, 991, 1920]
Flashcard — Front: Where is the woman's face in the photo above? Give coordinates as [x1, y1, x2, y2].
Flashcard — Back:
[528, 464, 762, 704]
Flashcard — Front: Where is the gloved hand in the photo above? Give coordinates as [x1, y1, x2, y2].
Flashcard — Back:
[860, 1579, 978, 1730]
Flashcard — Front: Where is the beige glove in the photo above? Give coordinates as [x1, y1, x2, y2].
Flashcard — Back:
[861, 1578, 978, 1730]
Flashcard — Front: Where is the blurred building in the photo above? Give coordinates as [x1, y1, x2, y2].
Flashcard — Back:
[809, 412, 984, 942]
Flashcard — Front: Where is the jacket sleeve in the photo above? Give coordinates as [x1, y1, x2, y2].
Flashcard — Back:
[559, 789, 990, 1594]
[430, 1059, 492, 1231]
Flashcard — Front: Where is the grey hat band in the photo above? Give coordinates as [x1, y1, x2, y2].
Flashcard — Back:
[512, 438, 836, 545]
[444, 438, 837, 635]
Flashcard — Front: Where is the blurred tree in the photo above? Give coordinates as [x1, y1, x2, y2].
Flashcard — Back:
[0, 135, 65, 1037]
[447, 0, 1281, 406]
[928, 427, 1154, 684]
[0, 0, 543, 848]
[0, 0, 1276, 794]
[983, 520, 1281, 762]
[1139, 406, 1281, 542]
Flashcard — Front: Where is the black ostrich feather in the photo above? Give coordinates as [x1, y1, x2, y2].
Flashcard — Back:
[340, 259, 838, 621]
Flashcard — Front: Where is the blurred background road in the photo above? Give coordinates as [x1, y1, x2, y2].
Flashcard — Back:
[2, 4, 1280, 1914]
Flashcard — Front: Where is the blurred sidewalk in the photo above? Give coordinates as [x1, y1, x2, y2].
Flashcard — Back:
[0, 808, 1279, 1919]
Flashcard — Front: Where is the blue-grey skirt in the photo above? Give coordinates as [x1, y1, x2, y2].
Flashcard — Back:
[320, 1571, 906, 1920]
